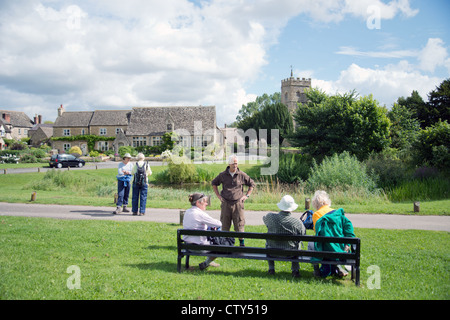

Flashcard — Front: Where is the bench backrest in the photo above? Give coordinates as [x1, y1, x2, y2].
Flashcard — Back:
[177, 229, 360, 261]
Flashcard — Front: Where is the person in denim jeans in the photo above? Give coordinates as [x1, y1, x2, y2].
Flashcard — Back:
[114, 153, 134, 214]
[131, 153, 152, 216]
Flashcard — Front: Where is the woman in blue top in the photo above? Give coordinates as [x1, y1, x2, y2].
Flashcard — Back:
[113, 153, 134, 214]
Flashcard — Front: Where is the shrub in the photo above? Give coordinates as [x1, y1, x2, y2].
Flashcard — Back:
[365, 152, 411, 188]
[307, 151, 377, 191]
[69, 146, 82, 156]
[166, 159, 197, 184]
[275, 152, 312, 183]
[20, 154, 38, 163]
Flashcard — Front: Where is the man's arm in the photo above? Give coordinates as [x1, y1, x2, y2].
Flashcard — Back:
[212, 185, 224, 202]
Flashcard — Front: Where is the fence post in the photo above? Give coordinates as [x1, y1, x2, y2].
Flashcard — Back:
[305, 198, 311, 210]
[179, 210, 186, 225]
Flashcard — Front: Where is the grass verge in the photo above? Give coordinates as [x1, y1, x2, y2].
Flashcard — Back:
[0, 216, 449, 300]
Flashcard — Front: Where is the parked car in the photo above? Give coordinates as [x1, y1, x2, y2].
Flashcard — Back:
[49, 154, 85, 168]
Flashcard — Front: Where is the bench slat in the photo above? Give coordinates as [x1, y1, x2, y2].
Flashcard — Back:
[176, 229, 361, 286]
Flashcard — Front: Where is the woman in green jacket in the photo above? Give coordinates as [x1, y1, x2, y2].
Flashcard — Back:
[313, 191, 355, 278]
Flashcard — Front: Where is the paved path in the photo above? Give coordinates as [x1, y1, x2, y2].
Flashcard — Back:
[1, 202, 449, 232]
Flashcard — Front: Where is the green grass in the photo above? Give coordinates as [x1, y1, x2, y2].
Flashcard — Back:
[0, 216, 448, 300]
[0, 163, 448, 215]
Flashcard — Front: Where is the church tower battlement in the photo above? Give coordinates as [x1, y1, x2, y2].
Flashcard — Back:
[281, 69, 311, 114]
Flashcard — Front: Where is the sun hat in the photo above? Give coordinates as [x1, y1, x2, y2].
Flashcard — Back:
[277, 195, 299, 212]
[123, 153, 132, 159]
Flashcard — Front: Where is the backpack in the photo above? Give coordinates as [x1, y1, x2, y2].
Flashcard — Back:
[300, 210, 314, 230]
[134, 162, 147, 186]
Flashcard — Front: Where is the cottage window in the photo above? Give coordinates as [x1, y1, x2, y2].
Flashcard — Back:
[100, 128, 107, 135]
[63, 129, 71, 136]
[152, 136, 162, 146]
[98, 141, 109, 151]
[63, 143, 71, 152]
[132, 136, 147, 147]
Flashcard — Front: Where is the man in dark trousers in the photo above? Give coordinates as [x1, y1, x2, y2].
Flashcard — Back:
[211, 154, 255, 246]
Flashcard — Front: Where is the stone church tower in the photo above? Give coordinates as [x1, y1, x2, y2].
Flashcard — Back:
[281, 69, 311, 114]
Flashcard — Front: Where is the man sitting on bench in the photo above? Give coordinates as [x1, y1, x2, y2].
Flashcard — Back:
[263, 195, 306, 277]
[183, 193, 222, 270]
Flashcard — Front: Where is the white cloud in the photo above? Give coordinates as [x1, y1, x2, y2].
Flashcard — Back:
[418, 38, 449, 73]
[313, 62, 443, 107]
[0, 0, 425, 126]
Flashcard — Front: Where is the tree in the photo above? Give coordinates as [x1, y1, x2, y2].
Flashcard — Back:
[236, 93, 292, 144]
[288, 89, 391, 161]
[236, 101, 293, 144]
[426, 78, 450, 128]
[236, 92, 281, 122]
[411, 120, 450, 171]
[387, 103, 420, 150]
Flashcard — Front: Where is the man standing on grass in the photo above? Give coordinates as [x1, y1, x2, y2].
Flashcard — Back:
[211, 154, 255, 246]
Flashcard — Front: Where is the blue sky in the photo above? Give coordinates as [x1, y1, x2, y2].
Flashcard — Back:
[0, 0, 449, 127]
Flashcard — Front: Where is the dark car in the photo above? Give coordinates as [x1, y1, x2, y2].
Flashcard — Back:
[49, 154, 85, 168]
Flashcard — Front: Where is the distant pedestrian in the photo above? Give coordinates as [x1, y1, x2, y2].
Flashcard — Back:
[131, 153, 152, 216]
[211, 154, 255, 247]
[113, 153, 133, 214]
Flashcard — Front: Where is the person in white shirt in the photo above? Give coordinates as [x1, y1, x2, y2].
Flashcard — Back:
[114, 153, 134, 214]
[131, 153, 152, 216]
[183, 193, 222, 270]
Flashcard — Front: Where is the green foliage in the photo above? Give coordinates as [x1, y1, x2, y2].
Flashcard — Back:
[236, 92, 281, 122]
[423, 78, 450, 128]
[289, 89, 391, 161]
[387, 103, 420, 150]
[411, 120, 450, 170]
[307, 151, 377, 191]
[274, 152, 312, 183]
[118, 146, 137, 158]
[365, 152, 411, 188]
[51, 135, 115, 151]
[386, 177, 450, 202]
[68, 146, 82, 156]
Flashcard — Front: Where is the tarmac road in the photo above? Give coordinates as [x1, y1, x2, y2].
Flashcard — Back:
[1, 202, 449, 232]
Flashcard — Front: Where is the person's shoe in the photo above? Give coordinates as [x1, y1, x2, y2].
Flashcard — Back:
[239, 239, 245, 247]
[199, 262, 209, 270]
[139, 212, 145, 216]
[313, 265, 321, 277]
[336, 265, 348, 278]
[132, 212, 138, 215]
[292, 270, 300, 278]
[268, 269, 275, 275]
[122, 206, 130, 213]
[113, 207, 122, 214]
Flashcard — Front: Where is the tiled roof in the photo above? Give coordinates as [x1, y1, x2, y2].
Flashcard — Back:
[89, 110, 131, 126]
[126, 106, 216, 136]
[0, 110, 34, 128]
[54, 111, 94, 127]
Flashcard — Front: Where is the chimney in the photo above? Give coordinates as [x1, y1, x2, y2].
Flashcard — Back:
[58, 104, 64, 117]
[38, 115, 42, 124]
[34, 114, 38, 124]
[2, 113, 11, 123]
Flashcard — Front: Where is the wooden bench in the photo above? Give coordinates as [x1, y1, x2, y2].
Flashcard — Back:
[177, 229, 361, 286]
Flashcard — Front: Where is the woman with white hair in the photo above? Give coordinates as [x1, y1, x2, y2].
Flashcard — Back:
[311, 190, 333, 230]
[131, 153, 152, 216]
[311, 190, 355, 278]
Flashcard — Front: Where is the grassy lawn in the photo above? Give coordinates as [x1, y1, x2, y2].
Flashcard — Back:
[0, 164, 448, 215]
[0, 216, 448, 300]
